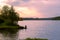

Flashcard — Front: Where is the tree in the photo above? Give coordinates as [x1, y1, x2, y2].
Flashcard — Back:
[8, 6, 19, 25]
[1, 5, 9, 19]
[0, 5, 19, 25]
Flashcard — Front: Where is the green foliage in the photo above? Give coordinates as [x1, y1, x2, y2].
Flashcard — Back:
[8, 6, 19, 21]
[25, 38, 48, 40]
[1, 6, 9, 19]
[0, 5, 20, 25]
[0, 5, 24, 29]
[54, 17, 60, 20]
[52, 16, 60, 20]
[0, 18, 4, 24]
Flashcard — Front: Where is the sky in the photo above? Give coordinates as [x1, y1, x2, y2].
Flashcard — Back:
[0, 0, 60, 18]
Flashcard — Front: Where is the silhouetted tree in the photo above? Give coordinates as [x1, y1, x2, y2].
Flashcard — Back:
[8, 6, 19, 25]
[1, 5, 19, 25]
[1, 5, 9, 19]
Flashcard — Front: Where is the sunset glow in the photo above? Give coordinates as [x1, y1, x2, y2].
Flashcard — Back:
[15, 7, 44, 18]
[0, 0, 59, 18]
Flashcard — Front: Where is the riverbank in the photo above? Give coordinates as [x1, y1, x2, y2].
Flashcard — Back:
[25, 38, 48, 40]
[0, 25, 26, 29]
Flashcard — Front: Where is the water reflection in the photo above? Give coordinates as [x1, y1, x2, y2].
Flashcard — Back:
[18, 20, 60, 40]
[0, 29, 19, 40]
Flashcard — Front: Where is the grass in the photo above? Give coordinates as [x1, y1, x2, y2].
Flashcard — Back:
[0, 23, 19, 28]
[25, 38, 48, 40]
[0, 26, 19, 28]
[0, 22, 24, 29]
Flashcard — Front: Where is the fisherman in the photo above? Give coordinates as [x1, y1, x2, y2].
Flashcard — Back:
[25, 25, 27, 29]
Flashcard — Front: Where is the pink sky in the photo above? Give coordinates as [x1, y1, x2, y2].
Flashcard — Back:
[0, 0, 60, 18]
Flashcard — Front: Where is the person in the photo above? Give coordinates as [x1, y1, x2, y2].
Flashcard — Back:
[25, 25, 27, 29]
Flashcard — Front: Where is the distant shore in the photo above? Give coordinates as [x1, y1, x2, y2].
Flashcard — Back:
[22, 16, 60, 20]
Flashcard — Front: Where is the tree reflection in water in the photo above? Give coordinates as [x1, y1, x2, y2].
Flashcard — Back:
[0, 29, 19, 40]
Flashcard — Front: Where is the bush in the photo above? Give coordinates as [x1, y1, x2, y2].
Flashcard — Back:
[25, 38, 48, 40]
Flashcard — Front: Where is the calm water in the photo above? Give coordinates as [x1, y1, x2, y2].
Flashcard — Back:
[0, 20, 60, 40]
[18, 20, 60, 40]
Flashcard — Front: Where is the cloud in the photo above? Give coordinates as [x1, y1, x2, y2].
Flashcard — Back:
[22, 0, 30, 2]
[15, 7, 44, 18]
[1, 0, 60, 18]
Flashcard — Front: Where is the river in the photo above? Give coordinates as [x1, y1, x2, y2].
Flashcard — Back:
[0, 20, 60, 40]
[18, 20, 60, 40]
